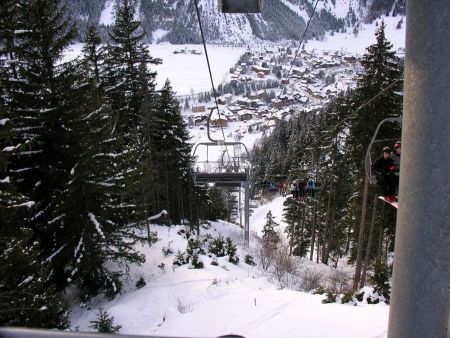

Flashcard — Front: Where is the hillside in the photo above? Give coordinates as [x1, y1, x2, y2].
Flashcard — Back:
[67, 0, 406, 44]
[69, 196, 390, 337]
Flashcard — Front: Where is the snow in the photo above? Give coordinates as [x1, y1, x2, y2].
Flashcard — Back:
[148, 44, 246, 95]
[0, 118, 9, 125]
[0, 176, 10, 184]
[331, 0, 355, 19]
[18, 276, 34, 287]
[148, 210, 168, 221]
[99, 0, 116, 26]
[88, 212, 105, 239]
[46, 244, 66, 262]
[70, 196, 390, 337]
[151, 29, 169, 43]
[304, 15, 406, 55]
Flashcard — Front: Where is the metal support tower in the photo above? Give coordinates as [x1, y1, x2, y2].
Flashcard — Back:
[387, 1, 450, 337]
[244, 171, 250, 246]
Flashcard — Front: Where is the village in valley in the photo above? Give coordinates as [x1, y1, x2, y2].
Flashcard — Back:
[181, 46, 362, 137]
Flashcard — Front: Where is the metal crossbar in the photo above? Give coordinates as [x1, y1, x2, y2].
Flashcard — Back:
[0, 327, 245, 338]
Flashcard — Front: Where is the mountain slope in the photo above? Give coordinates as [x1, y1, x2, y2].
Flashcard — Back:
[67, 0, 405, 44]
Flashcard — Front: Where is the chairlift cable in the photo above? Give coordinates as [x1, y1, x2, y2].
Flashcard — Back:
[193, 0, 232, 162]
[264, 0, 320, 132]
[285, 0, 321, 82]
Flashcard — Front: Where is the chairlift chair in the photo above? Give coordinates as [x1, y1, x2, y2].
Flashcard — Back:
[218, 0, 265, 13]
[365, 117, 402, 184]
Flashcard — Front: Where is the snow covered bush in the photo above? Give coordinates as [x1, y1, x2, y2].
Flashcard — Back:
[177, 298, 193, 314]
[322, 291, 338, 304]
[208, 235, 226, 257]
[211, 256, 219, 266]
[271, 242, 298, 289]
[135, 276, 146, 289]
[328, 269, 351, 294]
[185, 238, 205, 269]
[313, 286, 326, 295]
[300, 268, 324, 292]
[371, 258, 391, 303]
[162, 241, 174, 256]
[173, 250, 188, 266]
[186, 238, 206, 256]
[340, 291, 357, 305]
[189, 253, 204, 269]
[226, 237, 239, 264]
[244, 254, 256, 266]
[356, 286, 387, 304]
[103, 272, 123, 300]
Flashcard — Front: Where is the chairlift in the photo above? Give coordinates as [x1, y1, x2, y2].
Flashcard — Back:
[365, 117, 402, 183]
[218, 0, 265, 13]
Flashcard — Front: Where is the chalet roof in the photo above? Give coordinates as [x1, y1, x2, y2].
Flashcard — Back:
[237, 97, 251, 103]
[252, 65, 270, 72]
[228, 105, 242, 112]
[237, 109, 254, 116]
[258, 105, 270, 111]
[210, 110, 228, 121]
[299, 96, 309, 103]
[193, 112, 207, 118]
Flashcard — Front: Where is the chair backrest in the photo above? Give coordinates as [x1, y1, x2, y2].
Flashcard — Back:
[219, 0, 264, 13]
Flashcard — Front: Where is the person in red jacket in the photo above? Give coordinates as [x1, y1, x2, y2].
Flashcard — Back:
[372, 147, 397, 202]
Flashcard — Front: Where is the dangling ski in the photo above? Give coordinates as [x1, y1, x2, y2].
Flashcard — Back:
[378, 196, 398, 209]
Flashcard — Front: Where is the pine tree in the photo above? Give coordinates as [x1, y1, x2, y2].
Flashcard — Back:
[345, 22, 402, 263]
[102, 0, 162, 229]
[141, 80, 193, 224]
[262, 211, 280, 244]
[3, 0, 80, 288]
[0, 233, 70, 328]
[205, 187, 228, 221]
[347, 21, 403, 161]
[82, 25, 103, 84]
[90, 308, 121, 333]
[103, 0, 161, 136]
[0, 1, 67, 328]
[283, 198, 308, 256]
[371, 258, 391, 303]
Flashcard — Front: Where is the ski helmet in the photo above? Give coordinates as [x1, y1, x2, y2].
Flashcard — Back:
[382, 146, 391, 153]
[394, 141, 401, 149]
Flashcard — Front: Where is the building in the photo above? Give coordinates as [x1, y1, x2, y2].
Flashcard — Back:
[238, 110, 254, 121]
[192, 105, 206, 113]
[210, 117, 229, 128]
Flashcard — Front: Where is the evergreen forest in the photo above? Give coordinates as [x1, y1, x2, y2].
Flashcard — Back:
[0, 0, 225, 328]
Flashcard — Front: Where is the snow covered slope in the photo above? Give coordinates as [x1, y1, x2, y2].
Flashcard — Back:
[69, 0, 406, 44]
[69, 196, 390, 338]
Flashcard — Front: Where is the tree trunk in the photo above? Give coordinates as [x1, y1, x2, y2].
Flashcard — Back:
[310, 203, 317, 261]
[353, 174, 370, 290]
[322, 181, 333, 264]
[360, 195, 378, 288]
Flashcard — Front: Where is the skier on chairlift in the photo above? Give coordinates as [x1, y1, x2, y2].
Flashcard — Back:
[306, 179, 316, 198]
[372, 146, 397, 203]
[290, 179, 299, 199]
[390, 141, 401, 194]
